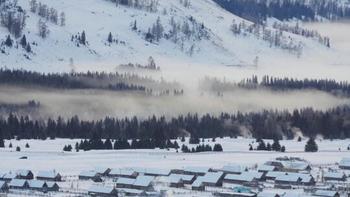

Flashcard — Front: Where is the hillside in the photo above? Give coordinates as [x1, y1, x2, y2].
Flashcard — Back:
[0, 0, 333, 73]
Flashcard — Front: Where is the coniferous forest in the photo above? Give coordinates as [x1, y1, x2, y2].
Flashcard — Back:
[0, 106, 350, 142]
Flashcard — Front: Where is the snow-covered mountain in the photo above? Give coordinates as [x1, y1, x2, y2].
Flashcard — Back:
[0, 0, 332, 73]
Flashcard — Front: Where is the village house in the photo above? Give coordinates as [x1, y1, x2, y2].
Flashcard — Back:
[314, 190, 340, 197]
[94, 167, 111, 176]
[109, 169, 138, 178]
[168, 174, 196, 187]
[223, 171, 264, 185]
[182, 167, 212, 176]
[257, 165, 277, 174]
[28, 180, 48, 192]
[219, 164, 247, 175]
[339, 158, 350, 170]
[78, 170, 103, 182]
[191, 177, 205, 191]
[8, 179, 29, 190]
[275, 174, 302, 185]
[257, 191, 282, 197]
[36, 170, 62, 182]
[214, 191, 257, 197]
[0, 181, 9, 193]
[115, 177, 136, 189]
[0, 172, 16, 182]
[46, 181, 60, 192]
[15, 170, 34, 180]
[88, 185, 118, 197]
[131, 175, 154, 191]
[323, 172, 347, 182]
[265, 171, 287, 181]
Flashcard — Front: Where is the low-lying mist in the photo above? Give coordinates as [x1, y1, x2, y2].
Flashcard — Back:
[0, 84, 348, 120]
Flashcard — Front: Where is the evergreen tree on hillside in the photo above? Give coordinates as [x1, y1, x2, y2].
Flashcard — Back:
[107, 32, 113, 43]
[305, 138, 318, 152]
[257, 140, 267, 150]
[5, 35, 13, 47]
[20, 35, 27, 48]
[80, 31, 86, 45]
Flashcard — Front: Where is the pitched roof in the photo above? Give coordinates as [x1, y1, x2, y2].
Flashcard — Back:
[258, 165, 276, 172]
[201, 171, 224, 184]
[0, 181, 7, 188]
[110, 168, 136, 176]
[136, 168, 171, 176]
[220, 164, 245, 174]
[183, 167, 210, 174]
[133, 175, 154, 187]
[339, 158, 350, 167]
[46, 181, 58, 188]
[16, 170, 32, 176]
[28, 180, 47, 188]
[116, 177, 136, 185]
[88, 185, 116, 194]
[314, 190, 338, 197]
[324, 172, 346, 179]
[275, 174, 301, 182]
[79, 170, 98, 177]
[168, 174, 195, 183]
[37, 170, 60, 178]
[9, 179, 27, 187]
[225, 171, 263, 182]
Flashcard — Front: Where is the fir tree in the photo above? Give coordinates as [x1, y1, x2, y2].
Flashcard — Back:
[5, 35, 13, 47]
[107, 32, 113, 43]
[305, 138, 318, 152]
[20, 35, 27, 48]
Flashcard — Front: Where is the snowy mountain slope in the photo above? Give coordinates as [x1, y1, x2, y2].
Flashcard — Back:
[0, 0, 333, 73]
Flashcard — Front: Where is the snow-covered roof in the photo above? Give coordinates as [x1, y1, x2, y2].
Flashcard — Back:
[183, 167, 210, 174]
[88, 185, 116, 194]
[110, 168, 136, 176]
[79, 170, 98, 177]
[275, 174, 301, 182]
[46, 181, 58, 188]
[94, 167, 110, 174]
[168, 174, 194, 183]
[0, 181, 7, 188]
[116, 177, 136, 185]
[282, 161, 310, 171]
[140, 168, 171, 176]
[258, 165, 276, 172]
[9, 179, 27, 187]
[192, 177, 204, 187]
[314, 190, 338, 197]
[1, 173, 16, 179]
[225, 171, 262, 182]
[266, 171, 287, 178]
[217, 191, 256, 197]
[118, 188, 145, 195]
[339, 158, 350, 167]
[324, 172, 345, 179]
[133, 175, 154, 187]
[220, 164, 245, 174]
[258, 191, 283, 197]
[201, 171, 224, 184]
[16, 170, 32, 176]
[28, 180, 46, 188]
[37, 170, 60, 178]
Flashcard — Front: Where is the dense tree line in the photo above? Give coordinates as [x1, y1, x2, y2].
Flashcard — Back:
[0, 100, 40, 115]
[214, 0, 350, 22]
[181, 143, 223, 153]
[107, 0, 159, 12]
[0, 69, 147, 92]
[0, 105, 350, 141]
[202, 76, 350, 97]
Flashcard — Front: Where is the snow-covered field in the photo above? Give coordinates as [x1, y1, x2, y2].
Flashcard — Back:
[1, 137, 349, 174]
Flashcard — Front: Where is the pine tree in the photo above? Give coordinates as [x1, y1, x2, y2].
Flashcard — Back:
[20, 35, 27, 48]
[272, 137, 281, 151]
[213, 144, 223, 152]
[297, 136, 302, 142]
[257, 140, 267, 150]
[5, 35, 13, 47]
[132, 20, 137, 31]
[107, 32, 113, 43]
[305, 138, 318, 152]
[9, 143, 12, 148]
[104, 138, 113, 149]
[281, 146, 286, 152]
[0, 136, 4, 148]
[26, 44, 32, 53]
[16, 146, 21, 152]
[80, 31, 86, 45]
[25, 143, 30, 148]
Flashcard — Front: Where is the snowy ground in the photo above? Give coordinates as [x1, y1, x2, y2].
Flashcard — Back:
[1, 137, 350, 175]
